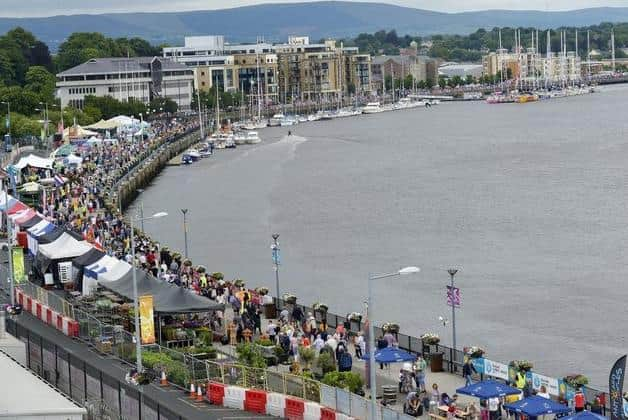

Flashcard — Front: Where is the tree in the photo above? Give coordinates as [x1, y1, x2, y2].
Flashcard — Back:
[0, 85, 40, 115]
[24, 66, 56, 103]
[465, 75, 476, 85]
[438, 76, 447, 89]
[149, 98, 178, 114]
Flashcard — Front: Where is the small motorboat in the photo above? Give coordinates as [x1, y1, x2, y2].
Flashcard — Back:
[181, 154, 194, 164]
[198, 142, 212, 157]
[185, 149, 201, 161]
[234, 132, 247, 145]
[268, 114, 285, 126]
[245, 131, 262, 144]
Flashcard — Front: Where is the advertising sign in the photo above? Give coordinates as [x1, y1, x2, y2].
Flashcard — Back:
[609, 355, 627, 420]
[531, 372, 560, 396]
[11, 247, 25, 284]
[139, 295, 155, 344]
[483, 358, 510, 380]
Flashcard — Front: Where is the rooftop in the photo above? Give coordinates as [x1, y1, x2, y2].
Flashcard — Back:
[0, 350, 86, 417]
[57, 57, 189, 77]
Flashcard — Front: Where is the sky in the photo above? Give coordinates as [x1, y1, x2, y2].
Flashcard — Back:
[2, 0, 628, 17]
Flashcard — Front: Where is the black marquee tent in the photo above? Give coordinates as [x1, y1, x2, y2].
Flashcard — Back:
[102, 268, 223, 313]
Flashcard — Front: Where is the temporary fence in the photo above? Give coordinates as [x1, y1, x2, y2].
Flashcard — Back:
[7, 279, 419, 420]
[5, 317, 188, 420]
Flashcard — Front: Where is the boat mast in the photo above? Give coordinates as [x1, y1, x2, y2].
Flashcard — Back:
[611, 28, 616, 73]
[256, 38, 262, 120]
[587, 30, 591, 79]
[382, 62, 386, 104]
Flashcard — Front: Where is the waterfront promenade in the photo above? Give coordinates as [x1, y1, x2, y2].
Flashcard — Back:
[1, 111, 613, 418]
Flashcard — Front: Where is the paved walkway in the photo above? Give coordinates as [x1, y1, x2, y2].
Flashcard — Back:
[217, 307, 471, 415]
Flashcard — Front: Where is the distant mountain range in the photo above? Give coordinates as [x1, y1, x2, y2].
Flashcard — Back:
[2, 1, 628, 51]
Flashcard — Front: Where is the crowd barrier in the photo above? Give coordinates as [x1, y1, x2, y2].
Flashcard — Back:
[14, 287, 79, 338]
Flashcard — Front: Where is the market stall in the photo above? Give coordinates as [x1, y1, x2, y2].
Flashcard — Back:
[36, 231, 93, 287]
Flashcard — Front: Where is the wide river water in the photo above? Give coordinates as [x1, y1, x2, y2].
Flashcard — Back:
[133, 85, 628, 387]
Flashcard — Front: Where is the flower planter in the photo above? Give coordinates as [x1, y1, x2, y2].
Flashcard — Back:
[255, 344, 276, 358]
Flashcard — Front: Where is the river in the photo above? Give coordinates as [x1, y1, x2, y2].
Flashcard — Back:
[132, 85, 628, 387]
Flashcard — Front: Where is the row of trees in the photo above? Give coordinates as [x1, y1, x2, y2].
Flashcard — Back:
[341, 23, 628, 62]
[0, 27, 177, 139]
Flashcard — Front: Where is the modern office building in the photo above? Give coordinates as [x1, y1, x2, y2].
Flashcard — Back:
[56, 57, 195, 110]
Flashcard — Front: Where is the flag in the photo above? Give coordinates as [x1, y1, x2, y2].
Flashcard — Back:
[609, 355, 626, 420]
[54, 174, 65, 187]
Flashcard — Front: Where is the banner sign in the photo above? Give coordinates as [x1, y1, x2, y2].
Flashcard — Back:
[609, 355, 626, 420]
[11, 247, 25, 284]
[139, 295, 155, 344]
[469, 358, 509, 380]
[530, 372, 561, 396]
[446, 285, 461, 307]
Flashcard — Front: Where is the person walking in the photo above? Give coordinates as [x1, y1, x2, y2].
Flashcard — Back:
[463, 359, 477, 386]
[355, 332, 364, 359]
[574, 388, 586, 413]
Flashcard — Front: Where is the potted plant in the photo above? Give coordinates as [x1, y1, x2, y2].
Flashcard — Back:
[196, 265, 206, 274]
[421, 332, 440, 345]
[299, 346, 316, 371]
[283, 293, 297, 305]
[234, 279, 245, 288]
[210, 272, 224, 281]
[313, 302, 328, 322]
[466, 346, 485, 359]
[255, 287, 269, 296]
[313, 352, 336, 379]
[254, 337, 276, 358]
[322, 371, 364, 395]
[274, 345, 289, 365]
[186, 345, 217, 360]
[510, 360, 534, 372]
[563, 374, 589, 388]
[348, 312, 362, 331]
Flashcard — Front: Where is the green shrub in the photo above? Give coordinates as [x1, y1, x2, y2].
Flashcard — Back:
[256, 338, 274, 346]
[236, 343, 267, 369]
[299, 347, 316, 369]
[316, 353, 337, 375]
[322, 371, 364, 394]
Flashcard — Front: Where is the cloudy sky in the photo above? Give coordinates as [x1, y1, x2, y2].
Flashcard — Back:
[2, 0, 628, 17]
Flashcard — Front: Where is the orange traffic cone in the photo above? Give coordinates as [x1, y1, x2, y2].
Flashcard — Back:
[196, 384, 203, 402]
[160, 370, 168, 386]
[189, 382, 196, 398]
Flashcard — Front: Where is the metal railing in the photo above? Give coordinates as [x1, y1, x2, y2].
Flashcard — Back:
[277, 298, 610, 412]
[10, 280, 415, 420]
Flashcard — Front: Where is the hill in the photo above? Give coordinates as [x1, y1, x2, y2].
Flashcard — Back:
[2, 1, 628, 50]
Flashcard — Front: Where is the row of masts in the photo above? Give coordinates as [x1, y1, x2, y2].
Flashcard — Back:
[498, 27, 617, 90]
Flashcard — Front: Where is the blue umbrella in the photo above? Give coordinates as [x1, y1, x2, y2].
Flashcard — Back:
[561, 411, 606, 420]
[361, 346, 416, 363]
[504, 395, 571, 416]
[456, 380, 521, 399]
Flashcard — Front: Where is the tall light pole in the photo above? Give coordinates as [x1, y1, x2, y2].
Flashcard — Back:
[447, 268, 459, 366]
[180, 209, 189, 259]
[271, 234, 280, 306]
[1, 101, 10, 136]
[130, 211, 168, 372]
[368, 266, 420, 420]
[3, 184, 14, 306]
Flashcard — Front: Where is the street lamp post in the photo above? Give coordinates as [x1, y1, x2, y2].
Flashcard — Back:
[271, 234, 280, 306]
[367, 266, 420, 420]
[447, 268, 459, 366]
[181, 209, 189, 259]
[130, 211, 168, 372]
[1, 101, 10, 136]
[3, 184, 14, 306]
